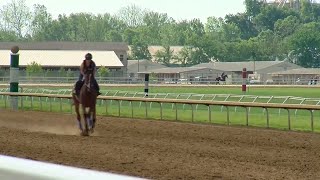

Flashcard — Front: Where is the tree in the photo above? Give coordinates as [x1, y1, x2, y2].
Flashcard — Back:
[205, 16, 224, 33]
[45, 14, 72, 41]
[154, 45, 174, 65]
[58, 67, 66, 77]
[174, 46, 193, 66]
[225, 13, 258, 40]
[69, 13, 94, 41]
[254, 30, 282, 60]
[0, 0, 32, 38]
[107, 30, 123, 42]
[185, 19, 205, 44]
[116, 4, 146, 27]
[189, 47, 209, 65]
[254, 5, 299, 31]
[300, 0, 314, 22]
[26, 61, 43, 76]
[130, 40, 152, 60]
[244, 0, 264, 19]
[274, 15, 301, 38]
[66, 68, 74, 78]
[0, 30, 18, 41]
[97, 66, 109, 78]
[221, 23, 241, 42]
[288, 22, 320, 67]
[31, 4, 52, 41]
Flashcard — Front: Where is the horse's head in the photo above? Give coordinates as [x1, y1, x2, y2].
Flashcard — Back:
[84, 69, 93, 84]
[83, 68, 95, 93]
[221, 74, 228, 81]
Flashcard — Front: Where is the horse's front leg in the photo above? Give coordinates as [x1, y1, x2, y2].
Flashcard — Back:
[92, 105, 96, 130]
[75, 102, 83, 131]
[82, 106, 89, 136]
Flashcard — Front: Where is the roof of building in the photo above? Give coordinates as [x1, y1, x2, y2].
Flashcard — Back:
[138, 67, 211, 74]
[270, 68, 320, 75]
[192, 61, 287, 71]
[0, 50, 124, 67]
[0, 42, 129, 51]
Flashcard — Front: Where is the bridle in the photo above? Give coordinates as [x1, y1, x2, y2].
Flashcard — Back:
[84, 69, 93, 91]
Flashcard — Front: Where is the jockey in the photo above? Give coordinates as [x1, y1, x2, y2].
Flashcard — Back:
[73, 53, 101, 96]
[221, 72, 225, 77]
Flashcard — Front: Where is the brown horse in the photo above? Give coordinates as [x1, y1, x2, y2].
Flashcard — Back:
[72, 69, 97, 136]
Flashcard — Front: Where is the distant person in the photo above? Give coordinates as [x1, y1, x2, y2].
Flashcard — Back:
[73, 53, 101, 96]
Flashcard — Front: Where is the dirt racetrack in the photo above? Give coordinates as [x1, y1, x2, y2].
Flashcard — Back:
[0, 110, 320, 180]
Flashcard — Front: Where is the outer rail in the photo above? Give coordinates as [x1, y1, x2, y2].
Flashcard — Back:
[0, 155, 144, 180]
[1, 92, 319, 132]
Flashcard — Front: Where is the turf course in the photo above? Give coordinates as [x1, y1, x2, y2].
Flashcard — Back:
[0, 85, 319, 133]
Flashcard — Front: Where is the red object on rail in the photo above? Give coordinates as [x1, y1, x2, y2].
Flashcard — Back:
[242, 68, 247, 92]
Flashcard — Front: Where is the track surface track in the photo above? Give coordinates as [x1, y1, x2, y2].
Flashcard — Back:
[0, 110, 320, 179]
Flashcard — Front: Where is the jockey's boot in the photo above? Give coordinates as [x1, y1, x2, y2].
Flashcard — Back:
[94, 80, 101, 96]
[72, 84, 77, 95]
[96, 89, 101, 96]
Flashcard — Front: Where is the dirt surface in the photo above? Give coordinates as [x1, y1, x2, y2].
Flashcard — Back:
[0, 110, 320, 180]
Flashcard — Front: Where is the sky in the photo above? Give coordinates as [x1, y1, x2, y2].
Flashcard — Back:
[0, 0, 246, 23]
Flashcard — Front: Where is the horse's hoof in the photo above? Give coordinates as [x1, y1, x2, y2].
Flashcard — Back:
[90, 128, 94, 134]
[80, 131, 89, 136]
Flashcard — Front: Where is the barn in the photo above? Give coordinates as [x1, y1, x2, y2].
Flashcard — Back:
[0, 42, 128, 77]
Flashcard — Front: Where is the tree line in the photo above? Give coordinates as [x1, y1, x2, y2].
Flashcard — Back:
[1, 0, 320, 67]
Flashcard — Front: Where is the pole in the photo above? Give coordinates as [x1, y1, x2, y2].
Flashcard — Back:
[242, 68, 247, 94]
[144, 73, 149, 97]
[10, 46, 20, 110]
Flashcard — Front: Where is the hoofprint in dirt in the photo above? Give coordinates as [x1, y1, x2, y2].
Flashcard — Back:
[0, 110, 319, 180]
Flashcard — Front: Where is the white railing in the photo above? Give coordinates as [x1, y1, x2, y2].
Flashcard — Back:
[2, 88, 320, 115]
[0, 76, 318, 85]
[1, 92, 320, 132]
[0, 155, 144, 180]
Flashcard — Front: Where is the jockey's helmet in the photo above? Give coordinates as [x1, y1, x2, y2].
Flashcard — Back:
[85, 53, 92, 60]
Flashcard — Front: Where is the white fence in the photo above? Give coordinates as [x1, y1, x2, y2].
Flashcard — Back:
[1, 92, 320, 132]
[0, 76, 318, 85]
[0, 155, 144, 180]
[1, 87, 320, 116]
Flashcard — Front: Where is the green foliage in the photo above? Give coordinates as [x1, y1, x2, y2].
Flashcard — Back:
[97, 66, 109, 77]
[58, 67, 66, 77]
[2, 1, 320, 67]
[288, 22, 320, 67]
[245, 0, 264, 18]
[26, 61, 43, 76]
[130, 40, 152, 60]
[66, 68, 74, 77]
[274, 15, 301, 38]
[154, 45, 174, 65]
[174, 46, 193, 66]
